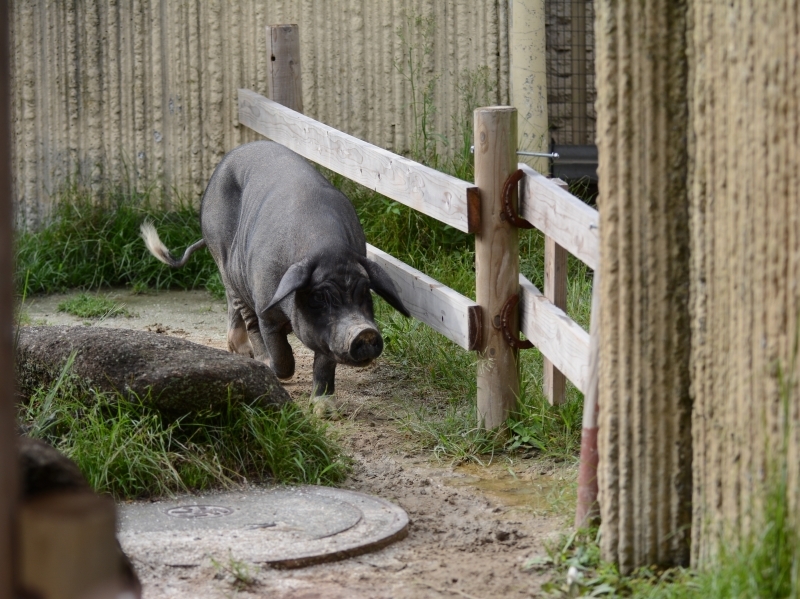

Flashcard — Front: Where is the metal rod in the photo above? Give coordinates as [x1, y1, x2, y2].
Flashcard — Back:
[469, 146, 559, 159]
[517, 150, 560, 159]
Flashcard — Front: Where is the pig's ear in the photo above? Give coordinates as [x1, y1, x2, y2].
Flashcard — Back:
[360, 258, 411, 317]
[265, 259, 313, 312]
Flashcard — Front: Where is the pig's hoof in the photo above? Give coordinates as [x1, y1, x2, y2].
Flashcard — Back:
[310, 395, 340, 420]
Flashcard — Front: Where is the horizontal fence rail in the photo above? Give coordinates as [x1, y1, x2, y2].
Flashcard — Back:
[240, 47, 599, 426]
[518, 163, 599, 270]
[239, 89, 480, 233]
[366, 245, 481, 351]
[518, 274, 592, 394]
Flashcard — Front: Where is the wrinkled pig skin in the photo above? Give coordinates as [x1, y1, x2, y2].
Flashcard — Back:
[143, 141, 409, 396]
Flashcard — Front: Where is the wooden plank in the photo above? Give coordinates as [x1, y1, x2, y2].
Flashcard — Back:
[238, 89, 480, 233]
[543, 235, 568, 405]
[518, 274, 591, 394]
[518, 163, 599, 269]
[266, 25, 303, 113]
[366, 245, 481, 351]
[474, 106, 520, 429]
[543, 176, 569, 406]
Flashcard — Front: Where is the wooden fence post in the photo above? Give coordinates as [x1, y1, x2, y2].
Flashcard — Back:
[543, 178, 569, 405]
[0, 2, 17, 595]
[575, 268, 600, 528]
[474, 107, 519, 429]
[266, 25, 303, 113]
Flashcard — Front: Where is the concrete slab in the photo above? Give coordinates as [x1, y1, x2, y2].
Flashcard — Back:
[117, 486, 408, 569]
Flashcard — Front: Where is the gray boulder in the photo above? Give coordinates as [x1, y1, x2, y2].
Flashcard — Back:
[15, 326, 291, 415]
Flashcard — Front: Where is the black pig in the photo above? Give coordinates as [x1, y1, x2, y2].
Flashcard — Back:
[142, 141, 409, 397]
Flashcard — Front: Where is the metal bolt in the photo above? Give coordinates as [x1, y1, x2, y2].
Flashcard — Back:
[469, 146, 560, 159]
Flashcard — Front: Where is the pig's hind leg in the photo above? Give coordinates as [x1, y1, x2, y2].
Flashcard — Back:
[239, 306, 296, 379]
[260, 324, 296, 380]
[226, 292, 253, 357]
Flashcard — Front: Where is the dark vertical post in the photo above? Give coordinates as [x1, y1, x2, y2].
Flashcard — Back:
[0, 0, 18, 594]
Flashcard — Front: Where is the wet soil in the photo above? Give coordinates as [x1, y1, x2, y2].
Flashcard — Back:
[23, 289, 575, 598]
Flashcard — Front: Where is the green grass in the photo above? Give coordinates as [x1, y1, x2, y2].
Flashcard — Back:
[18, 356, 349, 499]
[57, 293, 129, 319]
[15, 183, 223, 298]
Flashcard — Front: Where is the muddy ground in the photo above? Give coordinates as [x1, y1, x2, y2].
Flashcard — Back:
[23, 289, 576, 599]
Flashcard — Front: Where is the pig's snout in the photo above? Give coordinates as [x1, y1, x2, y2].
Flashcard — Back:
[347, 327, 383, 364]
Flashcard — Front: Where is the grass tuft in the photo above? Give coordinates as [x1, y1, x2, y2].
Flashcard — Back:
[57, 293, 129, 319]
[19, 357, 349, 499]
[15, 183, 222, 298]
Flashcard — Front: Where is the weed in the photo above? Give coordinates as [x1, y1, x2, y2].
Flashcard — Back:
[18, 358, 349, 498]
[57, 293, 129, 319]
[211, 554, 258, 591]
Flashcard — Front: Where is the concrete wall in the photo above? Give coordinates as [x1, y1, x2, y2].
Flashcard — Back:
[595, 0, 692, 573]
[596, 0, 800, 572]
[688, 0, 800, 566]
[10, 0, 510, 227]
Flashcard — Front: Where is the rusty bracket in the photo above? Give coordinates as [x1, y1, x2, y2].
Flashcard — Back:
[500, 294, 533, 350]
[501, 168, 534, 229]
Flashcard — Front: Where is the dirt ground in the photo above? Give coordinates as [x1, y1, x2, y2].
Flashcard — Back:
[23, 289, 575, 599]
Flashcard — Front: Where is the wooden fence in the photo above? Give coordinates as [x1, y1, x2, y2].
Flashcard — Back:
[240, 25, 599, 430]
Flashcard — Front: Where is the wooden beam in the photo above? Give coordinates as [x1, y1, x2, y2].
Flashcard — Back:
[543, 235, 568, 405]
[266, 25, 303, 113]
[543, 176, 569, 406]
[518, 274, 591, 394]
[474, 107, 520, 430]
[366, 245, 481, 351]
[0, 2, 17, 594]
[518, 163, 599, 269]
[238, 89, 480, 233]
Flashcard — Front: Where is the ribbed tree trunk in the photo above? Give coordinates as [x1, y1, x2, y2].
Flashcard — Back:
[595, 0, 693, 572]
[688, 0, 800, 566]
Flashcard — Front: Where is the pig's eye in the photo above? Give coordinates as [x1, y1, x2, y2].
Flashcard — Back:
[310, 291, 328, 307]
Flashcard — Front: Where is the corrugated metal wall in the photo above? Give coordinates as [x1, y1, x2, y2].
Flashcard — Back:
[10, 0, 509, 227]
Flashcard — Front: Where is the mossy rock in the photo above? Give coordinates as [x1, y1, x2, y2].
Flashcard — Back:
[15, 326, 291, 416]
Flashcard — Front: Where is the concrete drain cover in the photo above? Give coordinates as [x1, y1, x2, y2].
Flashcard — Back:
[117, 486, 408, 568]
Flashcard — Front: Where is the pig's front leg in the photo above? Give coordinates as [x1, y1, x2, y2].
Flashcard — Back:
[312, 353, 337, 397]
[310, 353, 339, 419]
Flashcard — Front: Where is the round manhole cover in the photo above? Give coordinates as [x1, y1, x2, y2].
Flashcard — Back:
[165, 505, 232, 519]
[118, 486, 409, 568]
